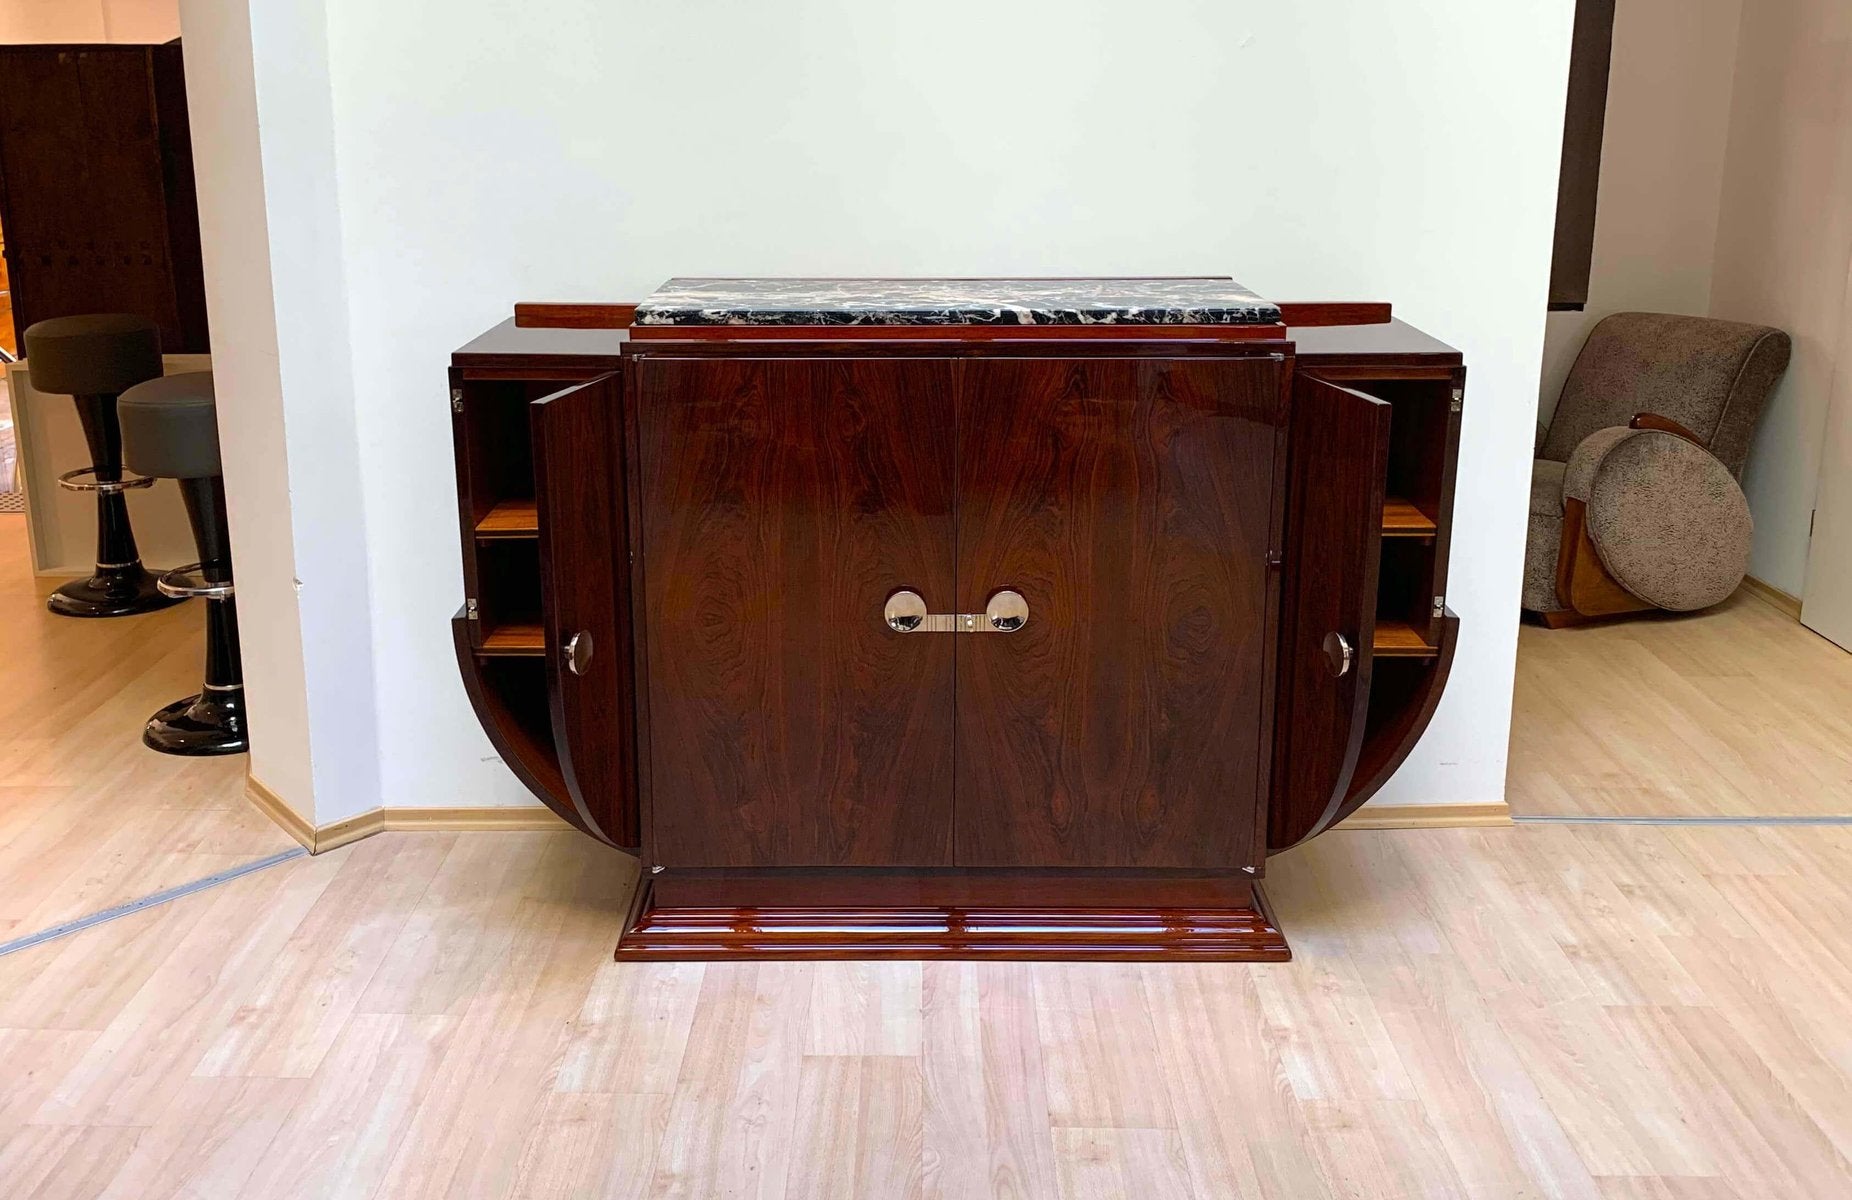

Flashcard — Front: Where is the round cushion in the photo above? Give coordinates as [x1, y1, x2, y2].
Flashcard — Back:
[22, 314, 162, 397]
[1584, 431, 1752, 612]
[118, 372, 220, 479]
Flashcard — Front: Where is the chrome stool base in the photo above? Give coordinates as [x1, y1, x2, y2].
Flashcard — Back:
[48, 564, 184, 619]
[144, 686, 247, 757]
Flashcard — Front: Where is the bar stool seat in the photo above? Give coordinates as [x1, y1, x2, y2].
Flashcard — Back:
[117, 372, 221, 478]
[23, 314, 161, 395]
[118, 371, 247, 757]
[22, 313, 177, 617]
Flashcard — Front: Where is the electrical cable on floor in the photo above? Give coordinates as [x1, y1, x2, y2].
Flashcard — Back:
[0, 846, 309, 958]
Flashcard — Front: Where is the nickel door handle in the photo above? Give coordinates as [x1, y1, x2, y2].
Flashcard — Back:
[884, 589, 1029, 634]
[563, 630, 594, 675]
[984, 589, 1028, 632]
[1322, 631, 1353, 678]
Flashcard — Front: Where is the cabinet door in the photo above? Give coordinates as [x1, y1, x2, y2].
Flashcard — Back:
[634, 356, 956, 867]
[532, 374, 638, 849]
[1267, 375, 1391, 852]
[954, 356, 1283, 868]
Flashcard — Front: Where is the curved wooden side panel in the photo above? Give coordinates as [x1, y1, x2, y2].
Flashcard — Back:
[451, 613, 597, 842]
[1334, 609, 1460, 821]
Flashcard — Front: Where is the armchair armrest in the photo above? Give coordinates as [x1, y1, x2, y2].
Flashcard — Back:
[1628, 411, 1705, 445]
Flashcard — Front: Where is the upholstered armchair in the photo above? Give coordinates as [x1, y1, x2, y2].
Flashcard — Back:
[1525, 312, 1790, 626]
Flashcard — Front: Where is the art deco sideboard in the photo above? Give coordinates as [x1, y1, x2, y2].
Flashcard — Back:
[448, 278, 1462, 961]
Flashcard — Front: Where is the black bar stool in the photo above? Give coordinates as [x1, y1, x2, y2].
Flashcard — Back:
[117, 371, 248, 756]
[22, 314, 183, 617]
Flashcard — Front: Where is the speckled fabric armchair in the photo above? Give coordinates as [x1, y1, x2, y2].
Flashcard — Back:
[1525, 312, 1790, 626]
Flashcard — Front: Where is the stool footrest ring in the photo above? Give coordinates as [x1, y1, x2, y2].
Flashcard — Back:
[156, 564, 234, 600]
[59, 467, 157, 494]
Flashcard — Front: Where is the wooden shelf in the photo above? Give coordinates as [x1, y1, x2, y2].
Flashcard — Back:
[479, 622, 544, 656]
[1373, 620, 1440, 658]
[1382, 498, 1437, 538]
[476, 498, 538, 539]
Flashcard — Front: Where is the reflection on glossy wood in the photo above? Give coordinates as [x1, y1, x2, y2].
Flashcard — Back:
[953, 356, 1280, 870]
[648, 867, 1263, 909]
[628, 323, 1284, 342]
[635, 356, 957, 867]
[614, 884, 1288, 962]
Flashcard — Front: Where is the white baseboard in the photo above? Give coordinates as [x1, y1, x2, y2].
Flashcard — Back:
[244, 777, 570, 854]
[1341, 802, 1513, 829]
[1739, 574, 1803, 621]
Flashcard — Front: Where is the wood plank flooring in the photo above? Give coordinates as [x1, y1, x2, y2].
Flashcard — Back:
[0, 517, 294, 946]
[1510, 588, 1852, 817]
[5, 521, 1852, 1195]
[4, 824, 1852, 1198]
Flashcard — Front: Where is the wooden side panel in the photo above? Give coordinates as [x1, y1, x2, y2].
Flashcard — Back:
[1339, 610, 1460, 816]
[953, 356, 1282, 869]
[450, 615, 585, 837]
[532, 374, 638, 850]
[0, 46, 202, 350]
[1268, 376, 1391, 852]
[634, 356, 957, 868]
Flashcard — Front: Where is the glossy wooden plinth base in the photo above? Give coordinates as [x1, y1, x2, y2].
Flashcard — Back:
[613, 882, 1290, 962]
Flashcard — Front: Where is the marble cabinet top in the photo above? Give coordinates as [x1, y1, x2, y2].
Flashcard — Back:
[633, 277, 1281, 327]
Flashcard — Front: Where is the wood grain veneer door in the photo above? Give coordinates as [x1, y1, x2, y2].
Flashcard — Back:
[634, 356, 956, 867]
[1267, 375, 1391, 852]
[953, 356, 1283, 868]
[532, 374, 637, 849]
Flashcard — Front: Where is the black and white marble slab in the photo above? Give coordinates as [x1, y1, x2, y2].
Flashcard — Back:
[633, 277, 1281, 327]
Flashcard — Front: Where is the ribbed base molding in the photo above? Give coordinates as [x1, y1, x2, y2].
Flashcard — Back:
[614, 883, 1291, 962]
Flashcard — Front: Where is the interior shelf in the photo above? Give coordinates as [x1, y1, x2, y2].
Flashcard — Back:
[476, 498, 538, 539]
[1373, 620, 1439, 658]
[1381, 498, 1437, 538]
[479, 622, 545, 656]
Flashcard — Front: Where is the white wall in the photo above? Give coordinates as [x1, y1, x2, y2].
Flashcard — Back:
[177, 0, 381, 826]
[1538, 0, 1743, 422]
[1708, 0, 1852, 593]
[191, 0, 1575, 816]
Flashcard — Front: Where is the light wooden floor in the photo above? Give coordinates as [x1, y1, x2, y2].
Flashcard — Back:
[5, 518, 1852, 1197]
[0, 518, 295, 945]
[1510, 589, 1852, 817]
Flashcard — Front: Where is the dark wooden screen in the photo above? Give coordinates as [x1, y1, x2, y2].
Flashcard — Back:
[1549, 0, 1618, 311]
[0, 42, 209, 352]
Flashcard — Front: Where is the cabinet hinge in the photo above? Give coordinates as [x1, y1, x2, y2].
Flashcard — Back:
[465, 598, 479, 621]
[1450, 388, 1464, 414]
[1432, 595, 1445, 616]
[450, 387, 465, 414]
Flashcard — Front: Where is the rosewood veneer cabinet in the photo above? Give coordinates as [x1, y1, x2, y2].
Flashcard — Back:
[448, 278, 1463, 961]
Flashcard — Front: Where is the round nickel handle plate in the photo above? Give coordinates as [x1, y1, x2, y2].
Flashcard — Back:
[1322, 631, 1353, 678]
[986, 589, 1028, 633]
[885, 589, 927, 633]
[563, 630, 594, 676]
